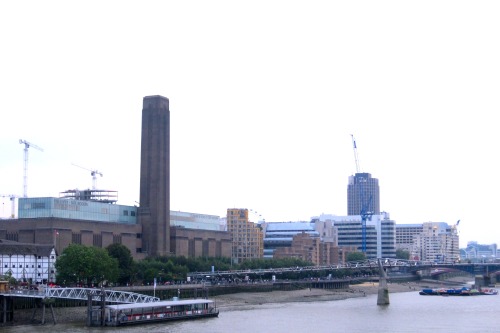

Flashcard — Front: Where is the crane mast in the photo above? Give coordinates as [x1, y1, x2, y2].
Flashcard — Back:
[19, 139, 44, 197]
[72, 163, 103, 189]
[1, 194, 19, 218]
[351, 134, 361, 174]
[350, 134, 371, 254]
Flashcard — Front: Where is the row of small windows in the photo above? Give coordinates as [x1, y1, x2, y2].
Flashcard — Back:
[4, 264, 45, 268]
[1, 255, 52, 260]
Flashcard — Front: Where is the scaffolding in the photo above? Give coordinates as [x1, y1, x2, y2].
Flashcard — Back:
[59, 189, 118, 204]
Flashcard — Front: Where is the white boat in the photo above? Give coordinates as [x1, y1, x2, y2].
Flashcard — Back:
[103, 298, 219, 326]
[479, 288, 498, 295]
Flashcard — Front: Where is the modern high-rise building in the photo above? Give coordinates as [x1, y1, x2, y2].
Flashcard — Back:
[138, 95, 171, 256]
[347, 172, 380, 216]
[332, 213, 396, 259]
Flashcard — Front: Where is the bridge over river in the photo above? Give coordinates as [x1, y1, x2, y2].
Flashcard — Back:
[2, 259, 499, 326]
[187, 258, 500, 281]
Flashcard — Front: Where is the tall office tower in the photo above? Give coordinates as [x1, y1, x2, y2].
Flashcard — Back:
[347, 172, 380, 216]
[138, 95, 170, 256]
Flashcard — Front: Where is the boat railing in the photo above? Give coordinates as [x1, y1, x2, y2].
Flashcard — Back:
[117, 307, 216, 323]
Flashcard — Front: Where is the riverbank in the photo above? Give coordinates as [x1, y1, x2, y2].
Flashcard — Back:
[5, 278, 471, 326]
[214, 280, 423, 311]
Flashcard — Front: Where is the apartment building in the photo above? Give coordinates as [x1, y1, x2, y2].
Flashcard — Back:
[226, 208, 263, 263]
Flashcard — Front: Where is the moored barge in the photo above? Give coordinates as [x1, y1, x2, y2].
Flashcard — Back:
[103, 298, 219, 326]
[419, 287, 498, 296]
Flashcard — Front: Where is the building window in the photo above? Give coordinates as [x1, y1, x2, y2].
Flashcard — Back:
[123, 210, 129, 216]
[12, 265, 15, 268]
[38, 265, 41, 268]
[93, 234, 102, 247]
[72, 233, 82, 244]
[131, 211, 136, 217]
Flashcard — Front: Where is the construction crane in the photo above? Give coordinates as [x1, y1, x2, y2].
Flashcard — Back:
[72, 163, 103, 189]
[351, 134, 361, 173]
[351, 134, 372, 253]
[452, 220, 460, 234]
[19, 139, 44, 197]
[1, 194, 19, 218]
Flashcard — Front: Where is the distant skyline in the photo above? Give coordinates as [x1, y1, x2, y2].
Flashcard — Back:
[1, 1, 500, 248]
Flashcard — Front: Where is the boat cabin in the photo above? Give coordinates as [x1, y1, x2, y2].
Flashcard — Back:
[102, 298, 218, 326]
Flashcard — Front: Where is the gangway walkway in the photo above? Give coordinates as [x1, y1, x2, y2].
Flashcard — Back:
[0, 287, 160, 303]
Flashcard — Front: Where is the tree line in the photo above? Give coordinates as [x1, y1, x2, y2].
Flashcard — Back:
[53, 244, 409, 287]
[54, 244, 319, 287]
[0, 244, 410, 287]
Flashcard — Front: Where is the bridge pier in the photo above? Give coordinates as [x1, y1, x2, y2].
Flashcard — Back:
[377, 259, 390, 306]
[474, 275, 491, 289]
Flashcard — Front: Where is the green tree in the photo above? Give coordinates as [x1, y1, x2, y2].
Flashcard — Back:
[346, 251, 366, 262]
[106, 243, 134, 285]
[395, 249, 410, 260]
[55, 244, 119, 287]
[0, 271, 17, 286]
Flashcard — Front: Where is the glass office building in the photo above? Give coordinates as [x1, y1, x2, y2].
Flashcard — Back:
[170, 211, 222, 231]
[18, 197, 137, 224]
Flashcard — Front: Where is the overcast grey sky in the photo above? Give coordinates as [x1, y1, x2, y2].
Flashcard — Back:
[1, 1, 499, 248]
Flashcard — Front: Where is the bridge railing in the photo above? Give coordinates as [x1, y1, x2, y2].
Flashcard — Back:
[44, 287, 160, 303]
[0, 287, 160, 303]
[187, 258, 439, 279]
[1, 289, 45, 297]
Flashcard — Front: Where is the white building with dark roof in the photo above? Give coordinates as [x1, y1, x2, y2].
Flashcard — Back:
[0, 240, 56, 284]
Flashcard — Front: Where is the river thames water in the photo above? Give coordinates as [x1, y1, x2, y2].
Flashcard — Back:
[3, 291, 499, 333]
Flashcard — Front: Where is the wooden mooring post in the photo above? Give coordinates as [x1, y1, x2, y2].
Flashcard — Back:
[1, 296, 13, 324]
[30, 297, 57, 325]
